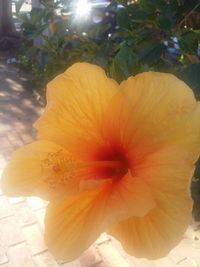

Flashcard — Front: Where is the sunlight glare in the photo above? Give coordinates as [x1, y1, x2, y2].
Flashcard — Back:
[75, 0, 92, 19]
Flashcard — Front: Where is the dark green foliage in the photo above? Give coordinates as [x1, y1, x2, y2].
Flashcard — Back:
[179, 31, 199, 54]
[19, 0, 200, 84]
[191, 174, 200, 221]
[110, 44, 140, 82]
[179, 63, 200, 100]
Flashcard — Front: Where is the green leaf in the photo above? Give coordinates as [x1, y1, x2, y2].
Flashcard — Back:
[140, 0, 166, 14]
[137, 39, 163, 65]
[179, 31, 199, 55]
[178, 63, 200, 100]
[191, 174, 200, 221]
[116, 8, 131, 30]
[109, 44, 139, 82]
[194, 158, 200, 179]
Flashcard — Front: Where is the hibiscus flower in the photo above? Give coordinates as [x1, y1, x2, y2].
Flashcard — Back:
[1, 63, 200, 261]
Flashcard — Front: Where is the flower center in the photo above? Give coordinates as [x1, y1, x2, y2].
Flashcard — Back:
[81, 159, 128, 179]
[93, 147, 129, 180]
[41, 148, 129, 190]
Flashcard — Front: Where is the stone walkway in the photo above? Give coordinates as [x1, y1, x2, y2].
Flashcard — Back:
[0, 61, 200, 267]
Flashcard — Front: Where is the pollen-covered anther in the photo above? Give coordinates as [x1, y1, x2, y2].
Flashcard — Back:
[41, 150, 76, 188]
[52, 165, 61, 173]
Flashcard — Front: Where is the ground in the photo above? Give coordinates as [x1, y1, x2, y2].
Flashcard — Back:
[0, 58, 200, 267]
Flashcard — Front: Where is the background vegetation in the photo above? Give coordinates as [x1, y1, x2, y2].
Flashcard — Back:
[18, 0, 200, 92]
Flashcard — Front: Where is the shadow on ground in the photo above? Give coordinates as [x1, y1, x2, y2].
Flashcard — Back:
[0, 59, 42, 159]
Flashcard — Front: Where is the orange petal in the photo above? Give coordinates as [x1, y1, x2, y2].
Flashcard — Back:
[34, 63, 118, 160]
[45, 185, 109, 261]
[105, 172, 155, 220]
[103, 72, 200, 162]
[1, 140, 82, 201]
[108, 195, 192, 260]
[108, 147, 193, 259]
[45, 173, 155, 261]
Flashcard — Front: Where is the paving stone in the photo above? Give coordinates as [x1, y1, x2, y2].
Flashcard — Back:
[33, 251, 58, 267]
[153, 257, 175, 267]
[109, 236, 137, 266]
[0, 216, 24, 245]
[0, 196, 13, 218]
[133, 258, 156, 267]
[0, 136, 13, 152]
[22, 223, 47, 255]
[0, 245, 8, 265]
[0, 263, 12, 267]
[79, 245, 102, 267]
[187, 224, 200, 243]
[34, 208, 46, 230]
[9, 197, 25, 204]
[98, 243, 130, 267]
[0, 123, 12, 134]
[177, 258, 197, 267]
[13, 120, 26, 133]
[89, 262, 106, 267]
[0, 169, 3, 195]
[8, 242, 36, 267]
[7, 130, 23, 149]
[2, 151, 14, 161]
[169, 244, 187, 263]
[62, 260, 82, 267]
[190, 259, 200, 267]
[12, 201, 36, 226]
[169, 238, 200, 265]
[130, 258, 156, 267]
[0, 154, 6, 169]
[27, 197, 48, 211]
[96, 233, 111, 245]
[0, 136, 14, 159]
[13, 121, 33, 144]
[18, 131, 33, 144]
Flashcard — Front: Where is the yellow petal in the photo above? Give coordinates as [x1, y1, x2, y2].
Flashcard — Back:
[34, 63, 118, 160]
[1, 140, 82, 201]
[45, 174, 155, 261]
[105, 172, 156, 220]
[103, 72, 200, 162]
[108, 147, 193, 259]
[45, 186, 109, 261]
